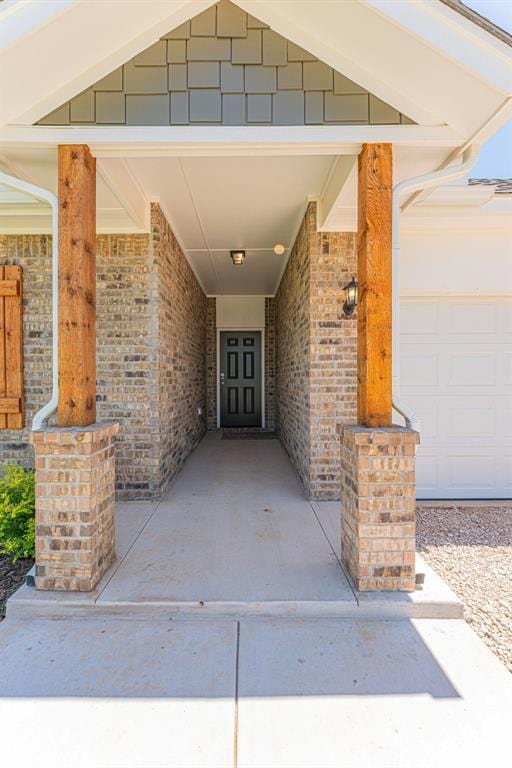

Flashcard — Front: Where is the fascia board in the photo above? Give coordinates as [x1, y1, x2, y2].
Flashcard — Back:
[364, 0, 512, 94]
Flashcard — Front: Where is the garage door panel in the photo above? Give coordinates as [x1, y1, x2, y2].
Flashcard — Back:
[401, 299, 512, 499]
[505, 354, 512, 386]
[401, 351, 439, 386]
[447, 301, 498, 334]
[401, 301, 439, 334]
[505, 408, 512, 438]
[415, 452, 439, 494]
[447, 454, 495, 492]
[448, 405, 495, 438]
[505, 456, 512, 490]
[395, 398, 438, 438]
[448, 352, 496, 386]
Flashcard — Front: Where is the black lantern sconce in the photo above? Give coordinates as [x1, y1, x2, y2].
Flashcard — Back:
[342, 276, 358, 317]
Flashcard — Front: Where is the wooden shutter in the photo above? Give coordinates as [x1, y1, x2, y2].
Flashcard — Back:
[0, 265, 24, 429]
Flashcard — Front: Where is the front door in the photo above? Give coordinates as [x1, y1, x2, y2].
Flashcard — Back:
[220, 331, 262, 427]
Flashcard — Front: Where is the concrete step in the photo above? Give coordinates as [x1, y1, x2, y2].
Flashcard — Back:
[7, 557, 463, 621]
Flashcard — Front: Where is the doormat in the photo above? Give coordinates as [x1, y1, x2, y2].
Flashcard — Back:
[221, 431, 278, 440]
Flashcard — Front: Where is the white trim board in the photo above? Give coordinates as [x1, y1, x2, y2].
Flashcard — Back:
[0, 125, 461, 155]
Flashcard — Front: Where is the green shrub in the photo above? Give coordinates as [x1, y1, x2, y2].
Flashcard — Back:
[0, 464, 35, 561]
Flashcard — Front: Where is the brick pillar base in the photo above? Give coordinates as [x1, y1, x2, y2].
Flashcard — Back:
[340, 425, 419, 591]
[33, 422, 119, 591]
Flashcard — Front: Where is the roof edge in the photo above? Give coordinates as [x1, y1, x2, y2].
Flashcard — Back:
[438, 0, 512, 47]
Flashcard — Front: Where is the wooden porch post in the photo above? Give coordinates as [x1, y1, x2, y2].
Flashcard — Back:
[357, 143, 393, 427]
[57, 144, 96, 426]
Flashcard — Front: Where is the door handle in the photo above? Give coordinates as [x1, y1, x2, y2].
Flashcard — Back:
[220, 372, 225, 386]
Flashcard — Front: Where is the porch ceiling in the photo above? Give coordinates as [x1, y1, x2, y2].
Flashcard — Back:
[127, 154, 334, 295]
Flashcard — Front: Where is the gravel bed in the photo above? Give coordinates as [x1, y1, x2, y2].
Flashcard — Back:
[0, 555, 33, 618]
[417, 505, 512, 672]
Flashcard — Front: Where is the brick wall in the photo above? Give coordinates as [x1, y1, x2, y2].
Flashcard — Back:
[0, 236, 52, 469]
[96, 233, 160, 498]
[152, 204, 207, 491]
[275, 203, 357, 498]
[309, 225, 357, 499]
[34, 423, 119, 591]
[340, 425, 418, 591]
[206, 297, 217, 431]
[1, 205, 207, 499]
[275, 212, 311, 491]
[265, 298, 276, 431]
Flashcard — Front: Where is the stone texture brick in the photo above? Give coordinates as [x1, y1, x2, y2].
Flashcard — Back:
[275, 203, 357, 498]
[0, 235, 53, 469]
[152, 204, 207, 490]
[265, 298, 276, 431]
[206, 298, 217, 431]
[33, 422, 119, 591]
[1, 204, 207, 501]
[340, 425, 419, 591]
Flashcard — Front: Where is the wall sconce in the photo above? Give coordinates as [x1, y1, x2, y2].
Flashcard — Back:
[342, 276, 358, 316]
[230, 250, 245, 266]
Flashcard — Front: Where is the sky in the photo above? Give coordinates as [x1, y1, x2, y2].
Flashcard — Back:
[465, 0, 512, 178]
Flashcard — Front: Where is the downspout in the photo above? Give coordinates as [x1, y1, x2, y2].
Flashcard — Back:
[0, 171, 58, 429]
[392, 144, 480, 432]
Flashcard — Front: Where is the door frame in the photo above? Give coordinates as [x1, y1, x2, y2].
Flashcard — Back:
[216, 327, 265, 429]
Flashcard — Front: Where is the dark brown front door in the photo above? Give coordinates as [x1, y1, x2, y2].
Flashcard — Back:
[220, 331, 262, 427]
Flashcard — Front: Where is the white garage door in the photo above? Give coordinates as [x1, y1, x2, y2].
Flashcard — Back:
[399, 298, 512, 499]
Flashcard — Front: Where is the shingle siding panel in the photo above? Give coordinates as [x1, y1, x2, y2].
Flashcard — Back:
[38, 1, 414, 127]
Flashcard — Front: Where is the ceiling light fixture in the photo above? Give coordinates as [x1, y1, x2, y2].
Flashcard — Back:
[274, 244, 285, 255]
[230, 250, 245, 266]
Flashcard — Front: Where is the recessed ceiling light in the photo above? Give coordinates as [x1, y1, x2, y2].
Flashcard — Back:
[230, 250, 245, 265]
[274, 244, 286, 255]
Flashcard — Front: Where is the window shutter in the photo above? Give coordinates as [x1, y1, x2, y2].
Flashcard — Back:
[0, 265, 24, 429]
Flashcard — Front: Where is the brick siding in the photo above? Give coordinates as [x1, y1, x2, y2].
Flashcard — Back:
[275, 212, 311, 490]
[152, 204, 207, 491]
[275, 203, 357, 498]
[1, 204, 207, 499]
[0, 236, 53, 469]
[340, 425, 418, 591]
[206, 298, 217, 430]
[265, 297, 276, 431]
[33, 422, 119, 591]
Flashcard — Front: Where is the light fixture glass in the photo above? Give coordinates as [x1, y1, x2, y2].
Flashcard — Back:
[342, 276, 358, 316]
[230, 250, 245, 266]
[274, 244, 285, 255]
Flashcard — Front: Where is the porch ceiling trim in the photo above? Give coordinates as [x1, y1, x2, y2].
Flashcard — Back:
[0, 125, 462, 158]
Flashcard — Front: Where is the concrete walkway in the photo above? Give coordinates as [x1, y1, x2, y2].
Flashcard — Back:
[0, 614, 511, 767]
[2, 434, 511, 766]
[8, 433, 461, 619]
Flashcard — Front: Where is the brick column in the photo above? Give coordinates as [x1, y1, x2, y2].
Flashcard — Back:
[340, 425, 418, 591]
[33, 422, 119, 591]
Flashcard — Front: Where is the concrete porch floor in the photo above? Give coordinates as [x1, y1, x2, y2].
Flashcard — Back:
[9, 433, 460, 619]
[2, 435, 511, 766]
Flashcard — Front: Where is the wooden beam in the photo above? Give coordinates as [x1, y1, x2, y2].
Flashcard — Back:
[0, 397, 22, 414]
[58, 144, 97, 427]
[0, 266, 6, 430]
[4, 265, 24, 429]
[357, 143, 393, 427]
[0, 280, 20, 297]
